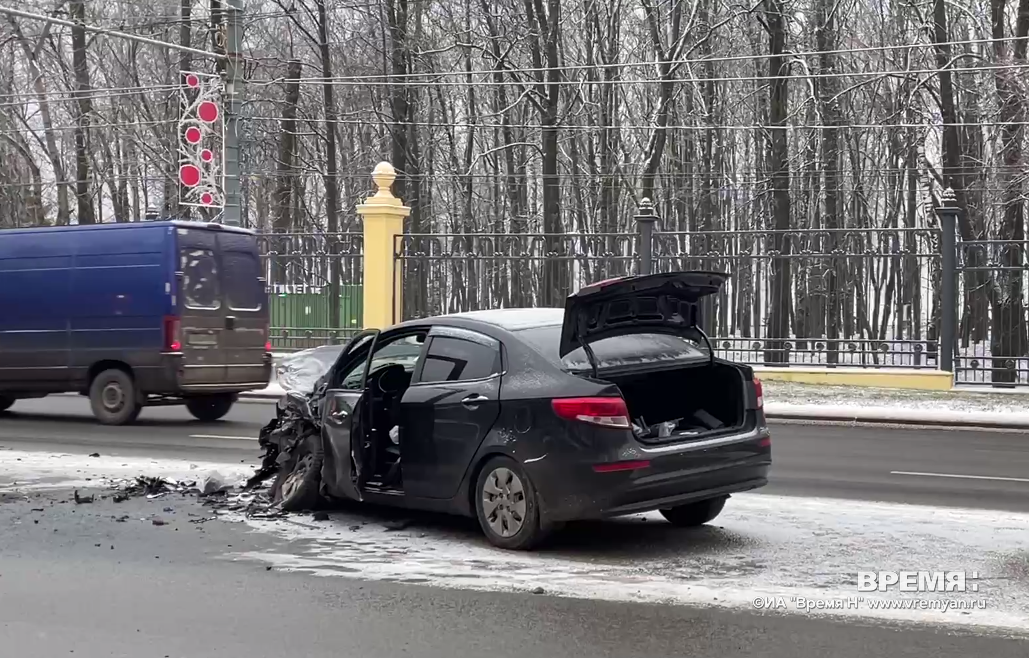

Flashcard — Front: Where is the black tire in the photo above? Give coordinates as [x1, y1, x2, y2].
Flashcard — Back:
[474, 456, 548, 550]
[88, 368, 141, 426]
[660, 496, 727, 527]
[0, 396, 14, 413]
[271, 435, 323, 512]
[185, 394, 237, 422]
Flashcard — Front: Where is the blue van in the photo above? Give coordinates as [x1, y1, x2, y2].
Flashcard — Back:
[0, 221, 272, 424]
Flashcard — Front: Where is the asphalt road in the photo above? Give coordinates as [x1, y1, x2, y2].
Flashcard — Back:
[1, 493, 1026, 658]
[2, 395, 1029, 512]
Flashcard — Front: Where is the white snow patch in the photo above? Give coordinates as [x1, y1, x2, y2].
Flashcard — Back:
[0, 449, 256, 492]
[227, 494, 1029, 633]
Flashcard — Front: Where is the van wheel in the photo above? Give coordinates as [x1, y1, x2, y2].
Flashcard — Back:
[185, 394, 236, 422]
[89, 369, 141, 426]
[660, 496, 727, 527]
[0, 396, 14, 413]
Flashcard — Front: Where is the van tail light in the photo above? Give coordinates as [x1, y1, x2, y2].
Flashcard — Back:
[265, 340, 272, 352]
[163, 315, 182, 352]
[551, 397, 631, 429]
[753, 377, 764, 409]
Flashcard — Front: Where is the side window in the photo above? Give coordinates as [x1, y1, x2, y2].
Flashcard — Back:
[419, 336, 500, 384]
[180, 248, 221, 310]
[339, 334, 425, 389]
[222, 250, 264, 311]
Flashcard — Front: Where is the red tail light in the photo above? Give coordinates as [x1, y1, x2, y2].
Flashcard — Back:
[753, 377, 764, 409]
[163, 315, 182, 351]
[265, 341, 272, 352]
[552, 397, 631, 429]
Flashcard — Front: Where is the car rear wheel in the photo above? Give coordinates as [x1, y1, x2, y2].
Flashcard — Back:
[474, 456, 547, 550]
[271, 435, 323, 511]
[660, 496, 727, 527]
[0, 396, 14, 413]
[185, 394, 237, 422]
[89, 369, 141, 426]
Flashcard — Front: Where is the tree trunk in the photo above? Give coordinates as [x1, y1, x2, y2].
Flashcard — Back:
[987, 0, 1029, 385]
[763, 0, 792, 364]
[316, 0, 343, 331]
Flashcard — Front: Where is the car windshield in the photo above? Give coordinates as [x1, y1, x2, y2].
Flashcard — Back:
[514, 324, 707, 370]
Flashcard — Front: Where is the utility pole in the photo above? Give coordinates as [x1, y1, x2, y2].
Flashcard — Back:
[222, 0, 243, 226]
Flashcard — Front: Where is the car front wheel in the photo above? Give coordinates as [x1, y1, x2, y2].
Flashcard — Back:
[660, 496, 727, 527]
[474, 456, 548, 550]
[185, 394, 237, 422]
[271, 435, 323, 511]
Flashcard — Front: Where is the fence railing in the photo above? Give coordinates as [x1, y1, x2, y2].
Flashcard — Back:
[258, 232, 364, 350]
[396, 227, 944, 371]
[261, 196, 1029, 389]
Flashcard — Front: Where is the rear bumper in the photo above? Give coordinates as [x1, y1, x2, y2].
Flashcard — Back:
[527, 427, 771, 523]
[135, 352, 272, 396]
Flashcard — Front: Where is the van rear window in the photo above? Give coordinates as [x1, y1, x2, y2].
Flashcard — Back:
[222, 250, 264, 311]
[180, 248, 221, 309]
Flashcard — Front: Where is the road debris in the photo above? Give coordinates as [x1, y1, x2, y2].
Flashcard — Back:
[88, 452, 100, 458]
[152, 518, 167, 526]
[73, 490, 93, 504]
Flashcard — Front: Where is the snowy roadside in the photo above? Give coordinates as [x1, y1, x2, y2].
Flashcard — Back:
[2, 447, 1027, 633]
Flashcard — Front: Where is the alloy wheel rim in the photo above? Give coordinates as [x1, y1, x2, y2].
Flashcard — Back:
[482, 467, 527, 538]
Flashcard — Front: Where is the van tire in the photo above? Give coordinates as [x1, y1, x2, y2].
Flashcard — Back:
[0, 396, 14, 413]
[89, 369, 141, 426]
[185, 394, 236, 422]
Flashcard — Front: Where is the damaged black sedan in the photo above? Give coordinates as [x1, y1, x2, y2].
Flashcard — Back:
[254, 272, 771, 550]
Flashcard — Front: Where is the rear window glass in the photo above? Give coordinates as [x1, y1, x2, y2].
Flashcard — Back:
[515, 325, 705, 370]
[180, 248, 220, 310]
[222, 250, 264, 311]
[420, 336, 500, 383]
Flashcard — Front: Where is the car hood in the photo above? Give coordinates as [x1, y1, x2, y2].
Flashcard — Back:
[275, 345, 345, 395]
[558, 271, 728, 358]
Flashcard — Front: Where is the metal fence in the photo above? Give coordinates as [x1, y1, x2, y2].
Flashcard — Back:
[396, 226, 944, 371]
[953, 237, 1029, 386]
[262, 202, 1029, 389]
[258, 232, 363, 350]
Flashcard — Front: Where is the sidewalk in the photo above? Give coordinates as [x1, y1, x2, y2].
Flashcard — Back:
[242, 378, 1029, 429]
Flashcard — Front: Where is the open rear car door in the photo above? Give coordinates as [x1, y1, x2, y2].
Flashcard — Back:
[319, 330, 379, 502]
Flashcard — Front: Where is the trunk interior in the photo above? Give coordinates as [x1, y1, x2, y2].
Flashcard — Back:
[602, 362, 747, 444]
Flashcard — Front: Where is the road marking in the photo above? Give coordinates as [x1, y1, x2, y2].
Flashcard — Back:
[189, 434, 257, 441]
[891, 470, 1029, 483]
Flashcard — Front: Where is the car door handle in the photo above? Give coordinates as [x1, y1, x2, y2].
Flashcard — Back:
[461, 394, 489, 407]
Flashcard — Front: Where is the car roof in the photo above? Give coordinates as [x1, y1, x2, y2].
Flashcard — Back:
[429, 308, 564, 331]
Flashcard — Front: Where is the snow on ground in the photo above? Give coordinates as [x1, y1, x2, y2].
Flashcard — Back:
[763, 381, 1029, 414]
[5, 449, 1025, 632]
[0, 449, 256, 492]
[232, 495, 1029, 633]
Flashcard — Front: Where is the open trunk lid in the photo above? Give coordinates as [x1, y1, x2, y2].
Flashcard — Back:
[558, 271, 727, 362]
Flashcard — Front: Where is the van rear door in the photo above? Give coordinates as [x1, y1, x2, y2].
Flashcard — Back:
[176, 227, 227, 385]
[217, 231, 269, 386]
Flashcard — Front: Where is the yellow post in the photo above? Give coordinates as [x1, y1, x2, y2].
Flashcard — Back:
[357, 161, 410, 329]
